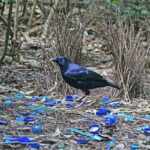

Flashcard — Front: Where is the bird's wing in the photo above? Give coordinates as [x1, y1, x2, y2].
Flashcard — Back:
[64, 64, 106, 82]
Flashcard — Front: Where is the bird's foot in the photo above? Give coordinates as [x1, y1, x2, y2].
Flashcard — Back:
[76, 95, 87, 102]
[75, 96, 87, 108]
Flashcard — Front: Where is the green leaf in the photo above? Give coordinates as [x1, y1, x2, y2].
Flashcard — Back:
[1, 0, 16, 4]
[111, 0, 121, 5]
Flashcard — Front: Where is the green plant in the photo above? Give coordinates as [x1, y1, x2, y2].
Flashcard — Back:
[105, 0, 150, 18]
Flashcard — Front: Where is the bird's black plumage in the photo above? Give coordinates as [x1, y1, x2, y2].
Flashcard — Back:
[51, 56, 119, 95]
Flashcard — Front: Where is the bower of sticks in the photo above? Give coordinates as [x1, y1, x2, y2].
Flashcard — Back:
[0, 1, 150, 150]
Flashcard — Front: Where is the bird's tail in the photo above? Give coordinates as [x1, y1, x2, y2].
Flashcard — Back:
[107, 79, 120, 89]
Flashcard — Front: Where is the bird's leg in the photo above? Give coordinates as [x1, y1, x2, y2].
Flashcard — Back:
[77, 95, 87, 102]
[75, 90, 90, 108]
[77, 90, 90, 102]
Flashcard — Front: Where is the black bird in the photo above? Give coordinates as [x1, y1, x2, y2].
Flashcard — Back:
[51, 56, 119, 99]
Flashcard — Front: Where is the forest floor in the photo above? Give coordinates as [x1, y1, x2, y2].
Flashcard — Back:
[0, 33, 150, 150]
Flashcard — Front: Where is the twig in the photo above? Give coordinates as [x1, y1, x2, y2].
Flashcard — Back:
[0, 2, 13, 64]
[42, 0, 59, 39]
[28, 0, 37, 29]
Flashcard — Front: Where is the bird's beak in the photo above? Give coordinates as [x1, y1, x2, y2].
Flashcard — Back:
[50, 57, 57, 62]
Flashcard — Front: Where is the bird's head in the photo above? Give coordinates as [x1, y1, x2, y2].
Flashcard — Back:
[51, 56, 71, 69]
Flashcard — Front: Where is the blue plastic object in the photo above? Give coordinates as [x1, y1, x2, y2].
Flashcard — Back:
[117, 112, 135, 122]
[76, 137, 89, 144]
[31, 96, 40, 101]
[124, 114, 135, 122]
[28, 143, 40, 149]
[0, 118, 8, 125]
[4, 136, 34, 144]
[69, 128, 103, 141]
[100, 96, 111, 105]
[89, 124, 100, 134]
[108, 101, 122, 108]
[142, 115, 150, 120]
[130, 143, 139, 150]
[136, 125, 149, 133]
[104, 114, 118, 126]
[16, 116, 25, 125]
[106, 138, 116, 150]
[24, 116, 35, 123]
[29, 105, 48, 114]
[45, 99, 61, 107]
[32, 123, 43, 134]
[143, 127, 150, 136]
[3, 100, 12, 108]
[96, 107, 110, 116]
[65, 95, 75, 108]
[65, 95, 75, 101]
[15, 92, 25, 100]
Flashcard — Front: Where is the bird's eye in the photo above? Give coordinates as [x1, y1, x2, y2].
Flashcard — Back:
[59, 58, 64, 64]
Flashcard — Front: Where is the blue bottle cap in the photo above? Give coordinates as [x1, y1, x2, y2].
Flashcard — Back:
[104, 114, 118, 126]
[65, 95, 75, 102]
[143, 127, 150, 136]
[3, 100, 12, 108]
[96, 107, 110, 116]
[89, 124, 100, 134]
[32, 123, 43, 134]
[15, 92, 25, 100]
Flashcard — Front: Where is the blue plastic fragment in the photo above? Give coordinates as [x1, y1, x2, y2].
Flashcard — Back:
[0, 118, 8, 125]
[136, 125, 150, 133]
[18, 111, 31, 116]
[143, 127, 150, 136]
[100, 96, 111, 105]
[31, 96, 40, 101]
[24, 116, 35, 123]
[65, 95, 75, 102]
[76, 137, 89, 144]
[142, 115, 150, 120]
[89, 124, 100, 134]
[45, 99, 61, 107]
[117, 112, 135, 122]
[3, 100, 12, 108]
[16, 116, 25, 125]
[4, 136, 34, 144]
[66, 103, 74, 108]
[124, 114, 135, 122]
[29, 105, 48, 114]
[65, 95, 76, 109]
[106, 138, 116, 150]
[108, 101, 122, 108]
[28, 142, 40, 149]
[15, 92, 25, 100]
[130, 143, 139, 150]
[17, 137, 33, 144]
[104, 114, 118, 126]
[69, 128, 103, 141]
[96, 107, 110, 116]
[32, 123, 43, 134]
